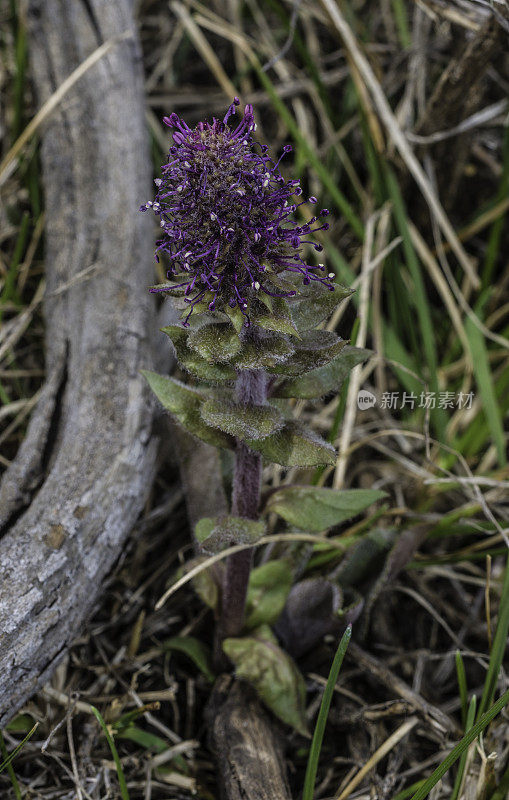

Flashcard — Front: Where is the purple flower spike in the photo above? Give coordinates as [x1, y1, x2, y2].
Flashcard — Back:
[141, 100, 334, 322]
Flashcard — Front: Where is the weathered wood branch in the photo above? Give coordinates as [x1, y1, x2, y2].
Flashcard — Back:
[206, 675, 292, 800]
[0, 0, 157, 723]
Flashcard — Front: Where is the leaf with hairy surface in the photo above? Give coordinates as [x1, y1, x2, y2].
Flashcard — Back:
[273, 345, 371, 398]
[246, 420, 336, 466]
[195, 516, 266, 554]
[187, 322, 242, 363]
[269, 330, 347, 376]
[290, 283, 353, 331]
[142, 370, 233, 449]
[245, 560, 293, 629]
[161, 326, 236, 382]
[200, 398, 284, 440]
[223, 626, 308, 735]
[264, 486, 388, 531]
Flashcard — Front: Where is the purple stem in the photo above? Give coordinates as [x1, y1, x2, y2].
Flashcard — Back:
[219, 366, 267, 640]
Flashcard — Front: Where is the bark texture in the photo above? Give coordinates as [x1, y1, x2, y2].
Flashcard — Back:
[206, 676, 292, 800]
[0, 0, 157, 723]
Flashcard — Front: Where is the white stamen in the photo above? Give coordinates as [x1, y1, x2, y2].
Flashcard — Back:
[253, 123, 257, 130]
[236, 188, 245, 195]
[160, 220, 165, 227]
[146, 200, 153, 207]
[154, 179, 162, 186]
[328, 272, 335, 278]
[254, 233, 261, 242]
[184, 161, 191, 168]
[243, 303, 248, 308]
[210, 212, 217, 221]
[253, 281, 260, 290]
[176, 185, 183, 192]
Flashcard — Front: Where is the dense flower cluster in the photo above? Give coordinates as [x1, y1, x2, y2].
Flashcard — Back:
[141, 98, 334, 325]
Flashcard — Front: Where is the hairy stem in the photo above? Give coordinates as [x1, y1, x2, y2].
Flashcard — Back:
[219, 366, 267, 640]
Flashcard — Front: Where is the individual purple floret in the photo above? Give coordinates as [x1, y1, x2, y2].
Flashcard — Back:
[140, 98, 333, 325]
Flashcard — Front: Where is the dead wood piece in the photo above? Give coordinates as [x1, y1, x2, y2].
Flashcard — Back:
[0, 0, 158, 723]
[206, 675, 292, 800]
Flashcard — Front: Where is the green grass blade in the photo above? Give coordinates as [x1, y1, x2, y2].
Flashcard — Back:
[0, 722, 38, 775]
[91, 706, 130, 800]
[384, 166, 446, 438]
[464, 318, 507, 467]
[391, 0, 411, 48]
[251, 65, 364, 239]
[477, 555, 509, 719]
[407, 688, 509, 800]
[392, 781, 426, 800]
[0, 730, 22, 799]
[450, 694, 476, 800]
[302, 625, 352, 800]
[455, 650, 468, 727]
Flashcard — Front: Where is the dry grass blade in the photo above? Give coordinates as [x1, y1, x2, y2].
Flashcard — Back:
[334, 716, 418, 800]
[0, 32, 133, 186]
[170, 2, 238, 99]
[319, 0, 479, 286]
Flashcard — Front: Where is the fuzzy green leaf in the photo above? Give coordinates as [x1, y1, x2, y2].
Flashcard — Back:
[245, 561, 293, 630]
[246, 420, 336, 467]
[290, 283, 353, 331]
[269, 330, 347, 376]
[187, 322, 242, 363]
[141, 370, 233, 449]
[223, 627, 308, 735]
[234, 330, 295, 369]
[149, 282, 186, 296]
[195, 516, 266, 554]
[200, 399, 284, 440]
[252, 297, 301, 338]
[264, 487, 388, 531]
[225, 304, 245, 333]
[273, 346, 371, 398]
[161, 326, 236, 382]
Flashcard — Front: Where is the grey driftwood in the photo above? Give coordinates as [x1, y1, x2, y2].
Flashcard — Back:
[0, 0, 157, 723]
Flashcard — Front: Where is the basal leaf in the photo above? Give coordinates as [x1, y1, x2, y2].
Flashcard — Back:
[195, 515, 266, 554]
[141, 370, 233, 449]
[289, 283, 353, 331]
[223, 627, 308, 735]
[246, 420, 336, 467]
[245, 560, 293, 630]
[187, 322, 242, 363]
[273, 346, 371, 399]
[163, 636, 215, 682]
[161, 326, 236, 382]
[200, 399, 284, 440]
[264, 487, 387, 531]
[269, 330, 347, 376]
